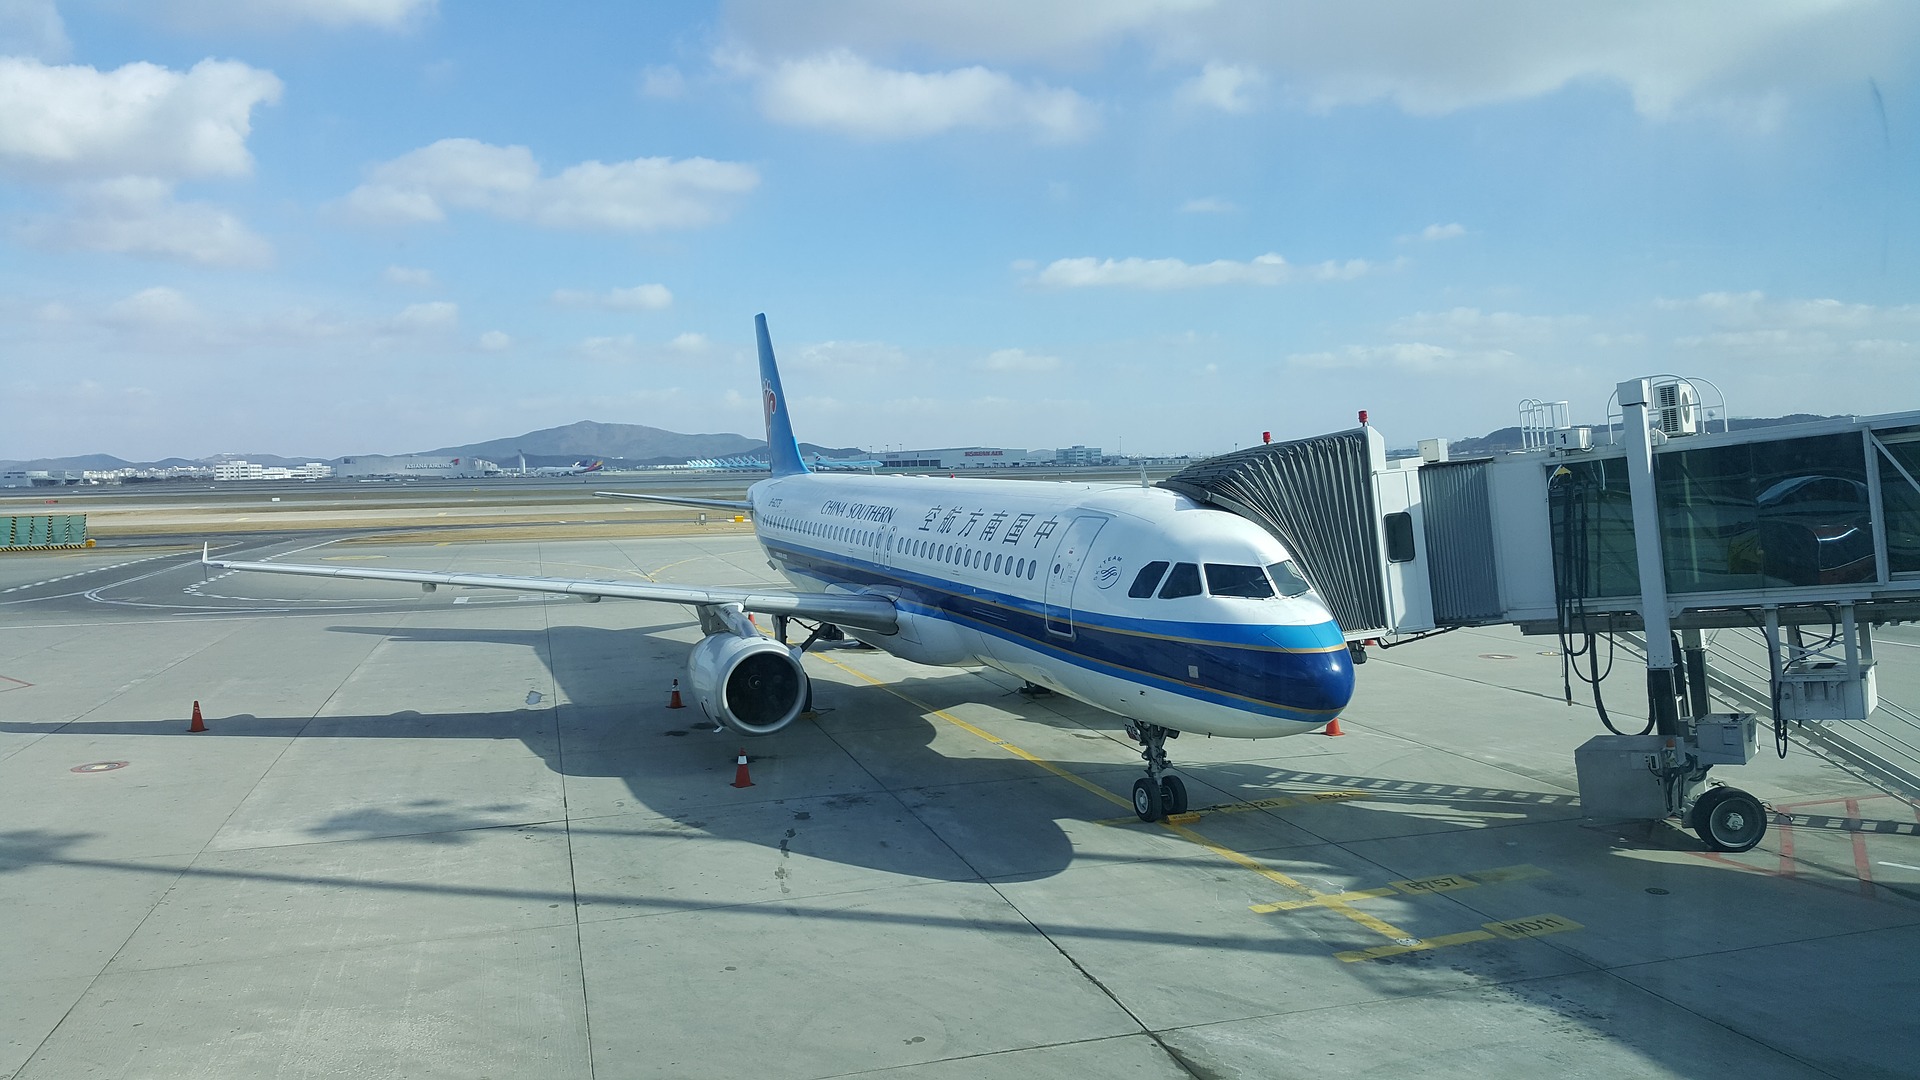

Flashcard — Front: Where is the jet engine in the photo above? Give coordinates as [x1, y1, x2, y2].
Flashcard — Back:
[686, 631, 809, 736]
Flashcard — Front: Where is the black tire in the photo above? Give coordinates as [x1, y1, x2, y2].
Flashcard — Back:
[1694, 787, 1767, 853]
[1132, 777, 1164, 822]
[1161, 774, 1189, 815]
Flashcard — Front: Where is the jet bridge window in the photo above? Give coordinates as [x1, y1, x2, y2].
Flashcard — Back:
[1159, 562, 1202, 599]
[1205, 564, 1275, 599]
[1384, 512, 1416, 563]
[1128, 561, 1170, 598]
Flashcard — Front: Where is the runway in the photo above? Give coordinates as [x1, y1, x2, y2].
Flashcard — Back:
[3, 521, 1918, 1078]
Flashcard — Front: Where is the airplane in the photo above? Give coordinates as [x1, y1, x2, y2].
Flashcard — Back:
[204, 314, 1355, 821]
[525, 459, 604, 476]
[810, 453, 885, 472]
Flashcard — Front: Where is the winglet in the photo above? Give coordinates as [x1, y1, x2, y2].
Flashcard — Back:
[756, 313, 809, 477]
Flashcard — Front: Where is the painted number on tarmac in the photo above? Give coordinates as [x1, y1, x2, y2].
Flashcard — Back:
[1484, 913, 1582, 940]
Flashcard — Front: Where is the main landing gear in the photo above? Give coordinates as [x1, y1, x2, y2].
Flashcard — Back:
[1126, 721, 1188, 822]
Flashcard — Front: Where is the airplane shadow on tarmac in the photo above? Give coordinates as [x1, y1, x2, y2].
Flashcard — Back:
[1, 618, 1656, 887]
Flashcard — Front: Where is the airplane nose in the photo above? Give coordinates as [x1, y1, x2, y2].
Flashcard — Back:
[1312, 638, 1357, 713]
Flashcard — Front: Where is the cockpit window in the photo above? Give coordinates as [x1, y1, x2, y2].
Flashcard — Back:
[1159, 562, 1202, 599]
[1268, 560, 1312, 597]
[1128, 561, 1170, 598]
[1205, 564, 1275, 598]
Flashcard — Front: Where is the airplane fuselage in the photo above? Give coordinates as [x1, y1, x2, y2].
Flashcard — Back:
[747, 471, 1354, 739]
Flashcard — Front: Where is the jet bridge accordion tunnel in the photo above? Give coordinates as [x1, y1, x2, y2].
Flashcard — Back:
[1164, 399, 1920, 850]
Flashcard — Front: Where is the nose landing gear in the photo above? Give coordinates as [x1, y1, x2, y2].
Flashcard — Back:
[1126, 721, 1188, 821]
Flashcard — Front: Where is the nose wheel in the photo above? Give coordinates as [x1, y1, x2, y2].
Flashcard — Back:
[1126, 722, 1187, 821]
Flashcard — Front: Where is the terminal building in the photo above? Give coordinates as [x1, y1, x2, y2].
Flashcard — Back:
[333, 455, 496, 479]
[877, 447, 1051, 470]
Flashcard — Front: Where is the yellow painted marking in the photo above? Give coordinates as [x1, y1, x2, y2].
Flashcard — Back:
[1093, 789, 1371, 827]
[1251, 887, 1398, 914]
[1484, 913, 1583, 940]
[813, 654, 1130, 812]
[1392, 873, 1477, 895]
[1335, 930, 1498, 963]
[1465, 864, 1551, 887]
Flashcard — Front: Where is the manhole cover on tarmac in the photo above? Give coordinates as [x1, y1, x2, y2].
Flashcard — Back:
[70, 761, 129, 773]
[1478, 653, 1517, 660]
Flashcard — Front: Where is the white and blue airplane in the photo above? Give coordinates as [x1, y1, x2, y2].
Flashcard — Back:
[204, 315, 1355, 821]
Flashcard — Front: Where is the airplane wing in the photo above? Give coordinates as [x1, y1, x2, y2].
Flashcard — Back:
[595, 491, 754, 512]
[201, 546, 898, 633]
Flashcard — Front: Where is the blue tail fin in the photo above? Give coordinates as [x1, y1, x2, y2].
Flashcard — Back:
[755, 313, 809, 477]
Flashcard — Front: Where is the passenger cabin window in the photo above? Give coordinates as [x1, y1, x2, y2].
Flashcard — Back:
[1205, 564, 1274, 599]
[1384, 512, 1416, 563]
[1268, 561, 1312, 597]
[1159, 562, 1202, 598]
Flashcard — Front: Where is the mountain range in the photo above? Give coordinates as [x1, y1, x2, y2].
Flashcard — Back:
[5, 414, 1849, 474]
[3, 420, 864, 472]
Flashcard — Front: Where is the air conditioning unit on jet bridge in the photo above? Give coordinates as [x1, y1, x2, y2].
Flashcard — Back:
[1654, 379, 1699, 437]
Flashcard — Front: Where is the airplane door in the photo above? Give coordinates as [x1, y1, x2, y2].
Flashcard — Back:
[1043, 515, 1107, 637]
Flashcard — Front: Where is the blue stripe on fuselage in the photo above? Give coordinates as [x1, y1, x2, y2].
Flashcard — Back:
[761, 537, 1353, 720]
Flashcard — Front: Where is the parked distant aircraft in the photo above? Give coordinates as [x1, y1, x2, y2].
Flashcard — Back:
[207, 315, 1354, 821]
[810, 454, 884, 472]
[527, 459, 604, 476]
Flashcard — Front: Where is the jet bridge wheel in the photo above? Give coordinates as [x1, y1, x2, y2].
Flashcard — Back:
[1692, 786, 1767, 853]
[1132, 778, 1164, 822]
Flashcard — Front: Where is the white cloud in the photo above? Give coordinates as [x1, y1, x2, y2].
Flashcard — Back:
[340, 138, 758, 230]
[1661, 291, 1920, 372]
[384, 265, 436, 287]
[793, 339, 909, 372]
[980, 347, 1061, 372]
[0, 0, 68, 60]
[640, 65, 685, 99]
[477, 330, 511, 351]
[1387, 307, 1585, 346]
[723, 0, 1917, 120]
[1411, 222, 1465, 242]
[749, 49, 1096, 140]
[669, 332, 710, 352]
[387, 301, 458, 332]
[106, 286, 201, 328]
[1176, 62, 1264, 112]
[0, 57, 282, 181]
[552, 283, 673, 311]
[154, 0, 437, 31]
[1178, 196, 1237, 213]
[1033, 253, 1373, 289]
[1288, 342, 1517, 374]
[22, 177, 273, 267]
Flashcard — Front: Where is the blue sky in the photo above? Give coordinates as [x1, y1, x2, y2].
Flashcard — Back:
[2, 1, 1916, 462]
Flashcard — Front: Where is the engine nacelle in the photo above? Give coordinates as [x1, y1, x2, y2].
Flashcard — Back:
[686, 631, 809, 736]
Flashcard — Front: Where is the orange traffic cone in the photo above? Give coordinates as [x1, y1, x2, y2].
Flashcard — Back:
[1323, 717, 1345, 737]
[189, 701, 206, 733]
[667, 679, 684, 709]
[730, 748, 754, 788]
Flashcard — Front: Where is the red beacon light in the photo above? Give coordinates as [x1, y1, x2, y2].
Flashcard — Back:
[1358, 410, 1369, 425]
[1262, 431, 1271, 444]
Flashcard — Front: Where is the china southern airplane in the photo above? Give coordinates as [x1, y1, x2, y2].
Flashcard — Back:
[204, 315, 1355, 821]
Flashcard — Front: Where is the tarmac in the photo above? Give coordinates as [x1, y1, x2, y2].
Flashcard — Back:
[3, 521, 1918, 1079]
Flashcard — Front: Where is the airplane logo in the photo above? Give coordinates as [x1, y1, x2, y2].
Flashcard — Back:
[206, 314, 1353, 822]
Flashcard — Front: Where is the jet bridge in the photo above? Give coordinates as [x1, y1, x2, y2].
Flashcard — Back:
[1167, 377, 1920, 852]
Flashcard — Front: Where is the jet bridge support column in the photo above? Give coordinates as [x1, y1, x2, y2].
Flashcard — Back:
[1681, 628, 1710, 720]
[1620, 379, 1682, 738]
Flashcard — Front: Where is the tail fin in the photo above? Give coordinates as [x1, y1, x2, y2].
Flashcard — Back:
[756, 313, 809, 477]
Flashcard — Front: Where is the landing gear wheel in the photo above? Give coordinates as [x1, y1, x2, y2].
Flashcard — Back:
[1160, 774, 1189, 815]
[1692, 786, 1766, 852]
[1132, 777, 1164, 822]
